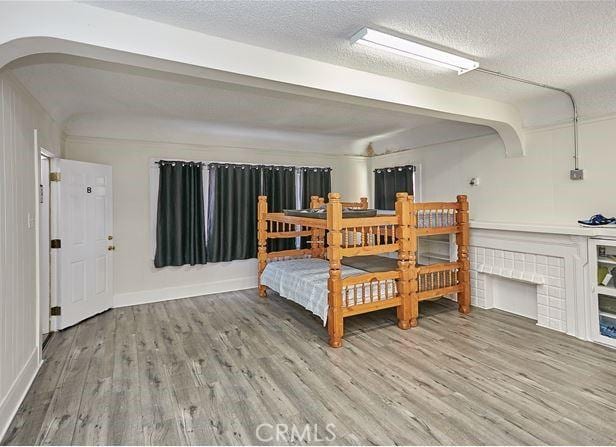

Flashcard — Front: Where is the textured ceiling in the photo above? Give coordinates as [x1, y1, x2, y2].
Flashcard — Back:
[11, 55, 492, 154]
[85, 0, 616, 127]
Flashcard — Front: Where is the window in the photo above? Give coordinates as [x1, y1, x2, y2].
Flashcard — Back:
[299, 167, 332, 208]
[262, 166, 297, 252]
[149, 159, 332, 265]
[206, 163, 297, 262]
[153, 161, 207, 268]
[374, 165, 415, 210]
[206, 163, 263, 262]
[298, 167, 331, 248]
[149, 159, 209, 263]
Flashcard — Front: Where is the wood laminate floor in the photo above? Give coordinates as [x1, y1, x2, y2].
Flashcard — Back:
[3, 290, 616, 446]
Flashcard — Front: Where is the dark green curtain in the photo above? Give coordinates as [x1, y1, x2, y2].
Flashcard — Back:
[374, 165, 415, 210]
[154, 161, 207, 268]
[207, 163, 261, 262]
[300, 167, 331, 249]
[301, 167, 332, 208]
[262, 166, 296, 251]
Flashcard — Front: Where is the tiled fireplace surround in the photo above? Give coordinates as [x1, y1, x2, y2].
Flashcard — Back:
[467, 227, 590, 340]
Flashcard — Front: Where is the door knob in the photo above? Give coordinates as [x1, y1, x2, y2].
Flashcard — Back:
[108, 245, 116, 251]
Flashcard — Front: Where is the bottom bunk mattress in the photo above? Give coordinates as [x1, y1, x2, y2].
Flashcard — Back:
[260, 258, 396, 325]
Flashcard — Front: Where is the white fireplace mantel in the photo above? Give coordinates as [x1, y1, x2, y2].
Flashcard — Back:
[468, 225, 590, 341]
[471, 220, 616, 238]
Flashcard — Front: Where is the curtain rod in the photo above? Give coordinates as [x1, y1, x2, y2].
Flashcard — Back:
[373, 164, 415, 172]
[154, 159, 331, 170]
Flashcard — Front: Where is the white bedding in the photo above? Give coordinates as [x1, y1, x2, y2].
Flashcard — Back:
[260, 258, 396, 325]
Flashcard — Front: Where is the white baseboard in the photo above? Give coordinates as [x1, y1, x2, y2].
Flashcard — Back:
[113, 276, 257, 308]
[0, 348, 41, 441]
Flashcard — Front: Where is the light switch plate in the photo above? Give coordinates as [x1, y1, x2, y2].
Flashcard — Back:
[570, 169, 584, 180]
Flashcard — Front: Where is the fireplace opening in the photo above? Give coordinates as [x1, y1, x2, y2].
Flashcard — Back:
[490, 276, 538, 320]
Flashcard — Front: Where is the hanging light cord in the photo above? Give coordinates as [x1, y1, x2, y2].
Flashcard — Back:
[475, 67, 579, 170]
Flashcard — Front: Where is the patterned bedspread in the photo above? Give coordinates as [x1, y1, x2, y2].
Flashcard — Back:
[260, 258, 396, 325]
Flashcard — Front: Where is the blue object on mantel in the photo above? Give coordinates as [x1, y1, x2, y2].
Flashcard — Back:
[600, 322, 616, 339]
[578, 214, 616, 226]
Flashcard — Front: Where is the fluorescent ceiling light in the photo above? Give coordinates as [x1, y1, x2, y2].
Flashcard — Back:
[351, 28, 479, 75]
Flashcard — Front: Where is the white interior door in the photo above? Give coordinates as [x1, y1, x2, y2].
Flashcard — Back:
[39, 156, 50, 336]
[54, 159, 113, 329]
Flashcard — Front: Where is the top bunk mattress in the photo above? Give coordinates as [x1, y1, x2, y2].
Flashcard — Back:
[283, 209, 377, 219]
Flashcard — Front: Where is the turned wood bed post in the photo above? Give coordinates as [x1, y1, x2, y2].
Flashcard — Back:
[395, 193, 412, 329]
[456, 194, 471, 314]
[309, 195, 323, 258]
[257, 196, 268, 297]
[408, 195, 419, 327]
[326, 192, 344, 348]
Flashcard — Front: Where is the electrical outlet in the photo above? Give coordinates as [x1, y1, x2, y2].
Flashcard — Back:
[570, 169, 584, 180]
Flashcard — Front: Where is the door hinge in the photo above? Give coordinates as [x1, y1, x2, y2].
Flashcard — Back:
[50, 172, 61, 182]
[50, 306, 61, 316]
[50, 239, 61, 249]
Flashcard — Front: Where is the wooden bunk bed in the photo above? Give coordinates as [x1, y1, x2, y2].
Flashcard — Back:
[257, 192, 470, 347]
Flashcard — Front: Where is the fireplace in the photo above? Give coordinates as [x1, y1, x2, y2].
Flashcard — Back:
[467, 228, 580, 334]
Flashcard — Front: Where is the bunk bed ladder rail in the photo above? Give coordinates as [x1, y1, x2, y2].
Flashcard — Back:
[340, 271, 401, 316]
[339, 216, 399, 256]
[414, 201, 460, 236]
[417, 262, 463, 300]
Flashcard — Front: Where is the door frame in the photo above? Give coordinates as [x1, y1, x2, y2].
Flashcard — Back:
[48, 156, 62, 333]
[34, 128, 57, 363]
[40, 150, 58, 350]
[39, 152, 51, 341]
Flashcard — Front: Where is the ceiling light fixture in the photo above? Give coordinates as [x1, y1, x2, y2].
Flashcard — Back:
[350, 28, 581, 178]
[351, 27, 479, 75]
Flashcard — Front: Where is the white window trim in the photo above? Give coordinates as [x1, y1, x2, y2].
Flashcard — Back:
[414, 163, 423, 202]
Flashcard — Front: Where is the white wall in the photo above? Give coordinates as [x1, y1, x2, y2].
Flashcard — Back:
[0, 71, 61, 438]
[63, 114, 616, 309]
[63, 136, 367, 307]
[371, 115, 616, 225]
